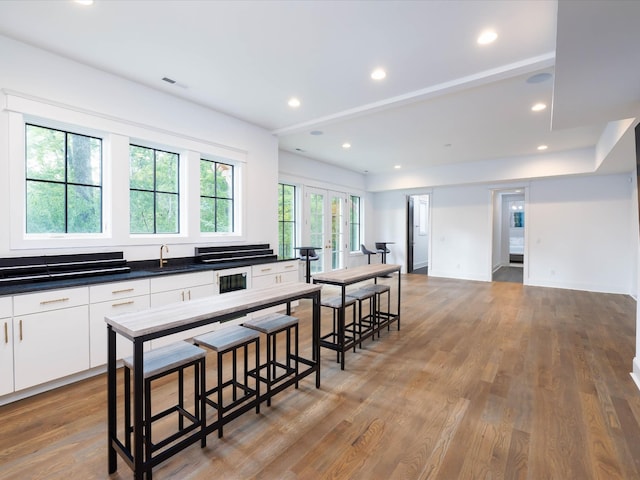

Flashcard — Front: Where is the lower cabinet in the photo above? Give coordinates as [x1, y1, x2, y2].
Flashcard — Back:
[251, 260, 300, 314]
[89, 279, 151, 367]
[0, 297, 13, 396]
[150, 272, 217, 348]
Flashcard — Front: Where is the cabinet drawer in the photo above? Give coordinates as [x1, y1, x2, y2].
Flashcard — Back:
[90, 279, 150, 303]
[150, 271, 214, 294]
[0, 296, 11, 318]
[14, 287, 89, 316]
[252, 261, 299, 277]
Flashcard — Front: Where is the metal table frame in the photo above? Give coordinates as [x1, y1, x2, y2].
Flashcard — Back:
[106, 282, 322, 480]
[313, 264, 401, 369]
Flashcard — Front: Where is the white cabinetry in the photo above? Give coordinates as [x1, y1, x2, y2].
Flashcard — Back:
[13, 287, 89, 391]
[89, 279, 150, 367]
[150, 271, 216, 347]
[0, 297, 13, 396]
[251, 261, 299, 314]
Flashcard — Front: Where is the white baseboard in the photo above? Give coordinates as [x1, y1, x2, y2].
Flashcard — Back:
[631, 357, 640, 393]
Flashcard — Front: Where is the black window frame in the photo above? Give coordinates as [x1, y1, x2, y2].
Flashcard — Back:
[199, 157, 235, 233]
[278, 183, 297, 259]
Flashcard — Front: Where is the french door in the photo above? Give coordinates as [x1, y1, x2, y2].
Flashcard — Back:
[304, 187, 347, 274]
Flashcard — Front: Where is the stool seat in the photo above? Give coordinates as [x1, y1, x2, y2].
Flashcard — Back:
[321, 295, 357, 309]
[193, 325, 260, 352]
[123, 341, 206, 379]
[346, 289, 375, 301]
[243, 313, 299, 333]
[359, 283, 391, 294]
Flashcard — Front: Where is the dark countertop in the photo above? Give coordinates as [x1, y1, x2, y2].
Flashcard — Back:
[0, 257, 299, 297]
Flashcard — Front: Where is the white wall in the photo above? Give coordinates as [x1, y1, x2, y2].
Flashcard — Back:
[371, 174, 636, 294]
[526, 174, 635, 293]
[0, 35, 279, 261]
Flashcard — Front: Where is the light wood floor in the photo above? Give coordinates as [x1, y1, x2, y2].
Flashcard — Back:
[1, 274, 639, 480]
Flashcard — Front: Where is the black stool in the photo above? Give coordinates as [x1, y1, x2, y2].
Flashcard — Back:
[360, 244, 378, 264]
[375, 242, 391, 263]
[298, 247, 319, 283]
[193, 325, 260, 439]
[346, 288, 377, 347]
[243, 313, 299, 407]
[123, 341, 206, 477]
[360, 283, 391, 336]
[320, 295, 358, 363]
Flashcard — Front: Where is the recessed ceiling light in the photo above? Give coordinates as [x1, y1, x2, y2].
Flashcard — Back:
[537, 145, 548, 151]
[477, 30, 498, 45]
[342, 143, 351, 149]
[394, 165, 401, 169]
[75, 0, 94, 5]
[531, 103, 547, 112]
[371, 68, 386, 80]
[310, 130, 323, 136]
[288, 97, 301, 108]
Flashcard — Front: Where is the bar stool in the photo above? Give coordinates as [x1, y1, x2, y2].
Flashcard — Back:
[123, 341, 206, 476]
[375, 242, 391, 264]
[243, 313, 299, 407]
[320, 295, 358, 363]
[346, 288, 377, 347]
[360, 244, 378, 264]
[298, 247, 319, 283]
[193, 325, 260, 439]
[360, 283, 391, 336]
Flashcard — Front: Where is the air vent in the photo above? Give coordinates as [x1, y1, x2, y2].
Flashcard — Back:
[162, 77, 176, 84]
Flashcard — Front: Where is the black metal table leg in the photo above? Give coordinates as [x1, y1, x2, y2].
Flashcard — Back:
[108, 325, 117, 474]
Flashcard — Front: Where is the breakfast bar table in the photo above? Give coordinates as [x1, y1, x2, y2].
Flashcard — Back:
[106, 281, 322, 480]
[312, 263, 401, 369]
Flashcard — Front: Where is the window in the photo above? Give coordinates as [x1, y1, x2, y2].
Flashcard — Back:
[349, 195, 361, 252]
[200, 158, 234, 233]
[129, 145, 179, 234]
[278, 183, 296, 258]
[25, 124, 102, 234]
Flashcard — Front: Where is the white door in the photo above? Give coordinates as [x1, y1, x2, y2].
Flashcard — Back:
[305, 187, 347, 274]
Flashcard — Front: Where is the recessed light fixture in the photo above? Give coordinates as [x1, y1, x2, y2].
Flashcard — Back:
[537, 145, 548, 151]
[75, 0, 94, 5]
[477, 30, 498, 45]
[371, 68, 386, 80]
[342, 143, 351, 149]
[531, 103, 547, 112]
[394, 165, 401, 169]
[288, 97, 301, 108]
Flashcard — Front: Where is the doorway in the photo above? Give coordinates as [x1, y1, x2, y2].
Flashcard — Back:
[407, 194, 430, 274]
[491, 189, 525, 283]
[304, 187, 347, 275]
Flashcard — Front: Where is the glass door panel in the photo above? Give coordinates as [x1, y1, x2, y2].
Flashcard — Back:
[305, 188, 346, 274]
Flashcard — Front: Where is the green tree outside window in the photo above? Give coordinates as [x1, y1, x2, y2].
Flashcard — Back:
[200, 158, 234, 233]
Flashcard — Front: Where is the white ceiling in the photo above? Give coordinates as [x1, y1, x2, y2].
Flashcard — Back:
[0, 0, 638, 175]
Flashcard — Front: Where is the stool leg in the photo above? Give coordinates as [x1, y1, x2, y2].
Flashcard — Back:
[217, 351, 224, 439]
[178, 369, 184, 431]
[255, 339, 261, 414]
[199, 359, 207, 448]
[124, 367, 131, 451]
[294, 324, 299, 389]
[145, 377, 152, 478]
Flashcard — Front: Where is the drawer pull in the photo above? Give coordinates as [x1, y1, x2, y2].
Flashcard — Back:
[40, 297, 70, 306]
[181, 291, 185, 301]
[284, 265, 295, 269]
[4, 322, 7, 344]
[187, 289, 191, 300]
[19, 320, 22, 341]
[261, 268, 272, 272]
[112, 288, 134, 295]
[112, 300, 134, 307]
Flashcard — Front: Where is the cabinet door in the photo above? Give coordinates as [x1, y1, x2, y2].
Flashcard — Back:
[14, 305, 90, 391]
[0, 315, 13, 396]
[89, 295, 150, 368]
[149, 284, 218, 349]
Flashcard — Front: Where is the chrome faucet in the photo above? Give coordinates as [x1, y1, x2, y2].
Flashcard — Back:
[159, 244, 169, 268]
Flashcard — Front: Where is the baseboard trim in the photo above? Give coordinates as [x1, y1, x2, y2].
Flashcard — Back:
[630, 357, 640, 393]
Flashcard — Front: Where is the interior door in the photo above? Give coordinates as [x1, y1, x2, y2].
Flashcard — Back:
[407, 195, 414, 273]
[305, 187, 346, 274]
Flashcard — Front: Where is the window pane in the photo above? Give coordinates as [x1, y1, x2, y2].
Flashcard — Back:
[156, 151, 179, 193]
[26, 125, 65, 182]
[283, 185, 294, 221]
[280, 222, 295, 259]
[156, 192, 179, 233]
[26, 181, 65, 233]
[129, 146, 154, 190]
[200, 160, 216, 197]
[200, 197, 215, 232]
[215, 163, 233, 199]
[67, 184, 101, 233]
[216, 198, 233, 232]
[67, 133, 101, 186]
[129, 190, 154, 234]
